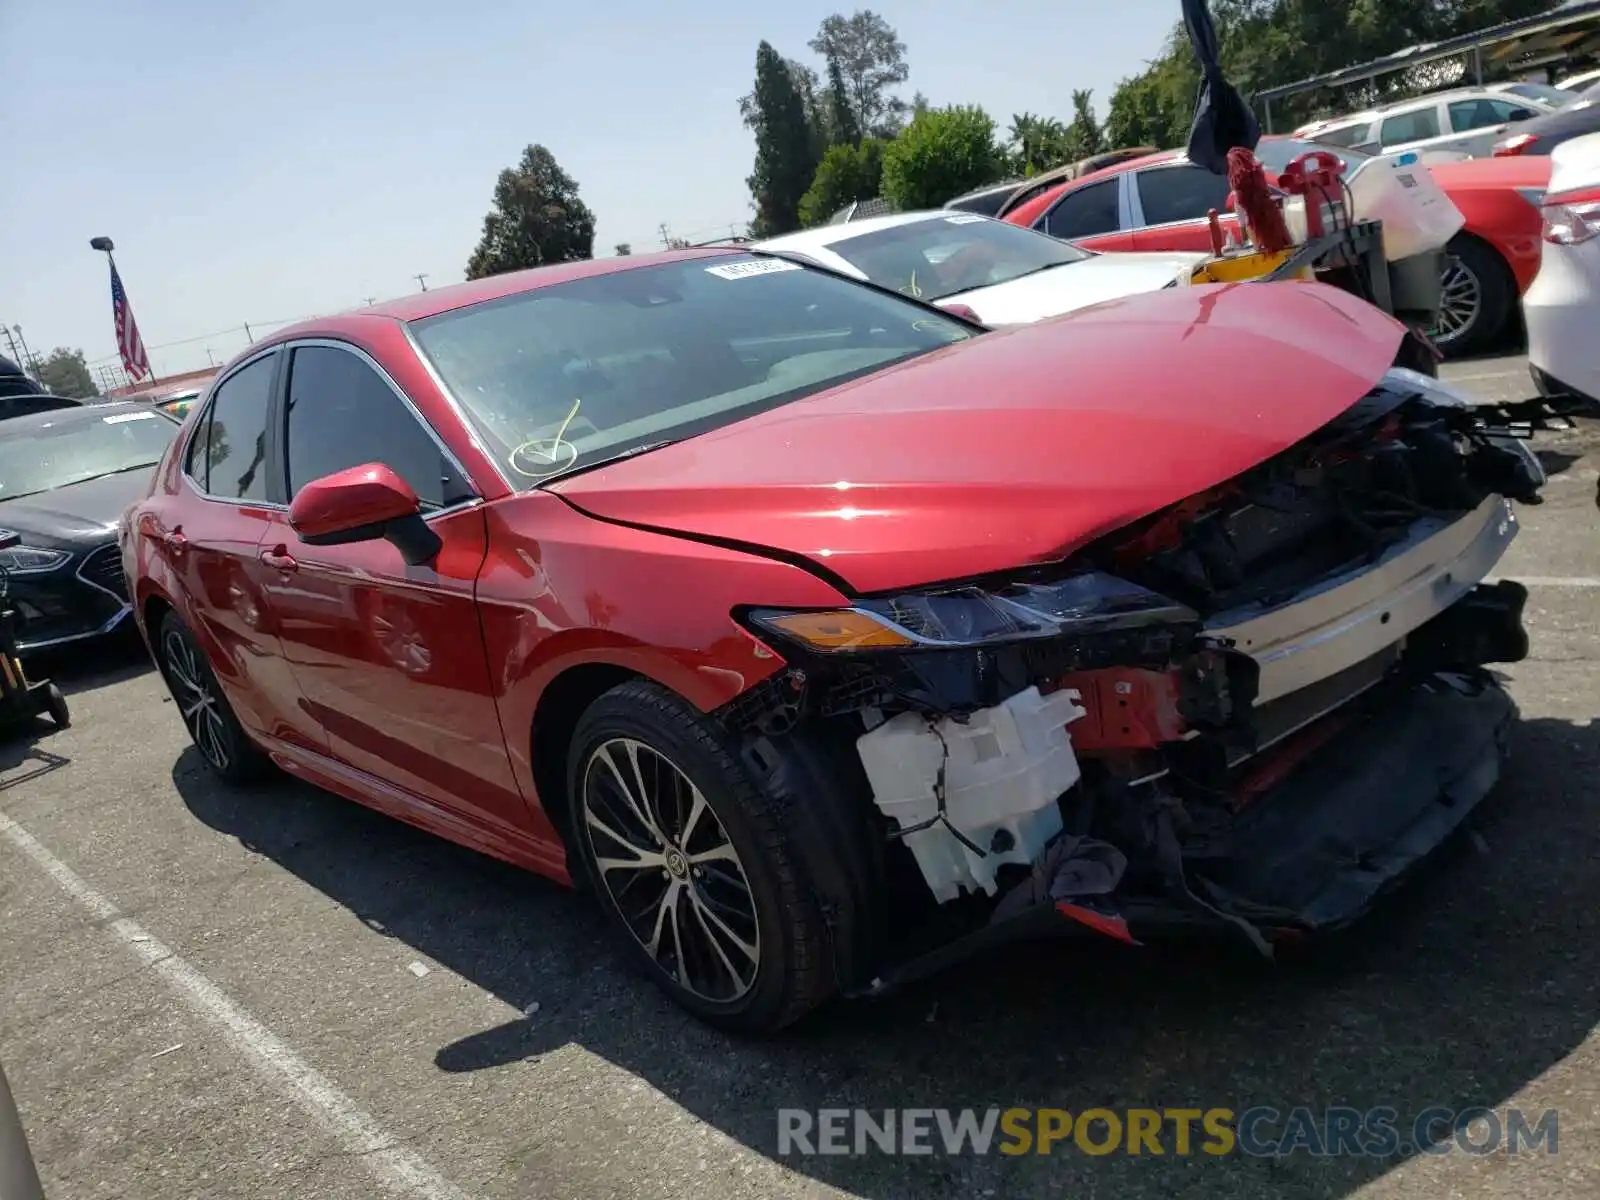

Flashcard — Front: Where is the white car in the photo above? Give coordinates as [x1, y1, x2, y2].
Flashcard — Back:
[1526, 131, 1600, 403]
[1296, 87, 1563, 158]
[754, 212, 1206, 327]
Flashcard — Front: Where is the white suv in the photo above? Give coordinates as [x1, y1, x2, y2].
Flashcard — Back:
[1297, 87, 1561, 158]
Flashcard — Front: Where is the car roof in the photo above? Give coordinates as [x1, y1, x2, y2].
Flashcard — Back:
[279, 246, 743, 334]
[0, 399, 164, 435]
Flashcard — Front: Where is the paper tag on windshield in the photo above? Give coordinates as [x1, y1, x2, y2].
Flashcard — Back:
[704, 259, 802, 280]
[944, 213, 986, 225]
[103, 411, 159, 424]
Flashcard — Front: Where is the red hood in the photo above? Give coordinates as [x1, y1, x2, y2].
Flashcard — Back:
[551, 282, 1405, 594]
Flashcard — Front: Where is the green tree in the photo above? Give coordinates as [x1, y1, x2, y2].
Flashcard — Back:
[36, 347, 98, 398]
[746, 42, 820, 237]
[613, 243, 632, 256]
[465, 145, 595, 279]
[881, 105, 1004, 211]
[809, 10, 910, 137]
[798, 138, 886, 226]
[825, 56, 862, 146]
[742, 58, 827, 161]
[1008, 112, 1069, 175]
[1060, 89, 1106, 163]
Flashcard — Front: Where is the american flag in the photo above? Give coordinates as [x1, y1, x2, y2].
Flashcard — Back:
[110, 261, 151, 381]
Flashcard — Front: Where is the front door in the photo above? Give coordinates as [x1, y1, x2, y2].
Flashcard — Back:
[1127, 164, 1236, 252]
[250, 341, 529, 840]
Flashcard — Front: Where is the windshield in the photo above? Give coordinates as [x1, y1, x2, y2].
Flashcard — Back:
[410, 255, 976, 485]
[827, 215, 1091, 300]
[0, 408, 176, 501]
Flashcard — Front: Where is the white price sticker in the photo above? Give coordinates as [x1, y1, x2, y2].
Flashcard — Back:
[944, 213, 987, 225]
[704, 259, 803, 280]
[103, 411, 159, 424]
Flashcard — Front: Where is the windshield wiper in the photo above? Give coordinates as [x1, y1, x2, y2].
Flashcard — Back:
[532, 440, 677, 486]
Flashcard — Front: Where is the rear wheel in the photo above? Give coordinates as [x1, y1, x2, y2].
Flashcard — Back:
[1431, 236, 1513, 357]
[566, 680, 875, 1032]
[158, 611, 267, 783]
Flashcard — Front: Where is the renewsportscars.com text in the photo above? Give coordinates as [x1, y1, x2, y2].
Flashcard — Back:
[776, 1106, 1559, 1158]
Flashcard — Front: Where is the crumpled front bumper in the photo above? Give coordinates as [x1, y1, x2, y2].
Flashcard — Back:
[1188, 669, 1516, 934]
[853, 668, 1518, 995]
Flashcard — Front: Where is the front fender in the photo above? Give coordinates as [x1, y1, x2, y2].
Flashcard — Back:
[475, 492, 848, 810]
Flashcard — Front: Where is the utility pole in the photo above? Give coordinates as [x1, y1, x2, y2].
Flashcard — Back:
[413, 273, 429, 292]
[659, 223, 672, 249]
[205, 347, 218, 366]
[363, 296, 377, 307]
[0, 324, 23, 371]
[243, 322, 255, 344]
[11, 326, 38, 377]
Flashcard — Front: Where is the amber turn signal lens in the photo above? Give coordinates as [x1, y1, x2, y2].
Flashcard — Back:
[761, 610, 914, 651]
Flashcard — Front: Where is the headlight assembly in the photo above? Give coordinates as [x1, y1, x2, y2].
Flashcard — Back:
[0, 539, 71, 575]
[748, 571, 1197, 655]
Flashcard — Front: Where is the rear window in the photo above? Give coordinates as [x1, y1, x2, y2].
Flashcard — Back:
[410, 257, 976, 485]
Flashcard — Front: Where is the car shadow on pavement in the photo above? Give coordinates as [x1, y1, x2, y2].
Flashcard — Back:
[24, 629, 152, 698]
[172, 712, 1600, 1200]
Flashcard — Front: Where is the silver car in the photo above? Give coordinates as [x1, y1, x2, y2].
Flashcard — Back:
[1298, 86, 1562, 158]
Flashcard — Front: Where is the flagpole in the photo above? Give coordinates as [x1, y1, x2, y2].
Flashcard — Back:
[91, 238, 159, 388]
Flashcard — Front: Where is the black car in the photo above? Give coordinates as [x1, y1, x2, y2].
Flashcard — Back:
[0, 401, 180, 651]
[1494, 96, 1600, 157]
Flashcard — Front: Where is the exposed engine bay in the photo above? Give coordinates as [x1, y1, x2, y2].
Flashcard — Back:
[722, 369, 1545, 991]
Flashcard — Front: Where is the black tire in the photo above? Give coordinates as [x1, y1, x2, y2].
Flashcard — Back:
[43, 683, 70, 729]
[566, 679, 879, 1033]
[156, 611, 268, 784]
[1432, 236, 1513, 358]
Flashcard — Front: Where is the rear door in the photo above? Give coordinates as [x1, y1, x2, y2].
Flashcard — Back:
[167, 349, 325, 752]
[251, 340, 529, 839]
[1447, 96, 1539, 157]
[1128, 163, 1235, 251]
[1037, 177, 1139, 250]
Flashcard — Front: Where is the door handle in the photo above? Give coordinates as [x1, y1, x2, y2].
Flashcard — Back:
[259, 546, 298, 572]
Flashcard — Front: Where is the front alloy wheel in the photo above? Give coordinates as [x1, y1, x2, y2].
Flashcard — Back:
[581, 737, 761, 1003]
[567, 679, 872, 1032]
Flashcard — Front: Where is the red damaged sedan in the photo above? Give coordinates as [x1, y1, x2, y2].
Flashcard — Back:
[122, 251, 1542, 1031]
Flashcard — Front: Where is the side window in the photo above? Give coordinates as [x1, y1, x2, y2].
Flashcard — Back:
[200, 353, 277, 501]
[1135, 166, 1231, 226]
[1380, 107, 1441, 145]
[183, 403, 214, 488]
[283, 345, 470, 510]
[1042, 179, 1121, 240]
[1450, 98, 1528, 131]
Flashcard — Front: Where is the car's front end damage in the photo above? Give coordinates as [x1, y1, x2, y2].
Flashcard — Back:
[719, 369, 1543, 990]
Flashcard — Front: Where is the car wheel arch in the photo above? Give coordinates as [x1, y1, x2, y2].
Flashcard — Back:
[529, 661, 647, 866]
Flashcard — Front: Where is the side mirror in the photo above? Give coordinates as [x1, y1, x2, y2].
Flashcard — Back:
[287, 463, 441, 566]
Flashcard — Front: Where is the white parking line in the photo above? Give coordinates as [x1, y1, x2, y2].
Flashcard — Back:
[0, 809, 471, 1200]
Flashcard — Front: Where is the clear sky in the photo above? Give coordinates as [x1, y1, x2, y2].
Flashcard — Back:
[0, 0, 1180, 380]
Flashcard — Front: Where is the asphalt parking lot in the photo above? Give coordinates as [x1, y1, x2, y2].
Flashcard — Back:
[4, 351, 1599, 1200]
